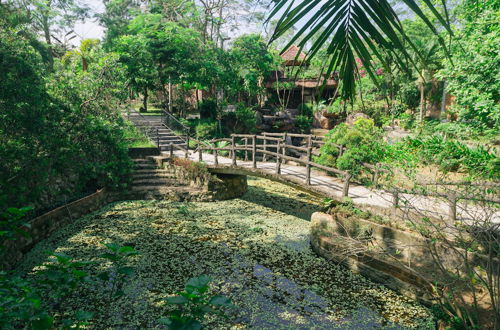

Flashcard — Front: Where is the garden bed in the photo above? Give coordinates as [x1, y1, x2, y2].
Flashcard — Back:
[15, 177, 433, 328]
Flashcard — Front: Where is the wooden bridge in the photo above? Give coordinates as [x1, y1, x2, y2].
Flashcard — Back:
[129, 110, 499, 224]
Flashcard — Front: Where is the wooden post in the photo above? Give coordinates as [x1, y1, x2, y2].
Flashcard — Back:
[282, 134, 287, 165]
[372, 164, 380, 187]
[231, 136, 237, 166]
[184, 146, 188, 159]
[170, 143, 174, 159]
[198, 147, 202, 162]
[252, 135, 257, 169]
[448, 191, 457, 222]
[342, 173, 351, 197]
[275, 143, 281, 174]
[392, 190, 399, 208]
[305, 136, 312, 185]
[262, 138, 267, 162]
[244, 138, 248, 161]
[214, 148, 218, 166]
[156, 128, 159, 148]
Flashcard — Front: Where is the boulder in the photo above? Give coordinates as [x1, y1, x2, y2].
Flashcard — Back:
[346, 112, 370, 125]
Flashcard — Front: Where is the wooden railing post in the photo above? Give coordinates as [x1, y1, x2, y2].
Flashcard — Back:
[282, 134, 287, 165]
[170, 143, 174, 159]
[156, 128, 159, 148]
[342, 172, 351, 197]
[244, 138, 248, 161]
[262, 138, 267, 162]
[372, 164, 380, 187]
[214, 148, 218, 166]
[448, 191, 457, 222]
[275, 143, 281, 174]
[392, 190, 399, 208]
[198, 147, 202, 162]
[252, 135, 257, 168]
[185, 146, 189, 159]
[305, 136, 312, 185]
[231, 136, 237, 166]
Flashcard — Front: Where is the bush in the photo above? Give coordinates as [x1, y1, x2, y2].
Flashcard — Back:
[234, 105, 257, 134]
[297, 103, 313, 117]
[394, 135, 499, 180]
[198, 99, 218, 120]
[195, 120, 218, 139]
[295, 115, 313, 133]
[316, 118, 387, 176]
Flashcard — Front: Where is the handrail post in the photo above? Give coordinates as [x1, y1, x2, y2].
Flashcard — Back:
[186, 128, 190, 151]
[244, 138, 248, 161]
[252, 135, 257, 168]
[170, 143, 174, 159]
[306, 136, 312, 185]
[392, 190, 399, 208]
[342, 172, 351, 197]
[231, 136, 237, 166]
[199, 146, 202, 162]
[282, 133, 288, 165]
[262, 138, 267, 162]
[448, 191, 457, 222]
[276, 143, 281, 174]
[373, 164, 380, 187]
[214, 148, 218, 166]
[156, 128, 159, 148]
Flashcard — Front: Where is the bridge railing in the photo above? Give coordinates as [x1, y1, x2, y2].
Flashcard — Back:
[197, 133, 353, 197]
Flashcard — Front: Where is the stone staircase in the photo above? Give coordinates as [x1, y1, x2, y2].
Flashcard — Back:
[128, 112, 187, 151]
[128, 158, 190, 199]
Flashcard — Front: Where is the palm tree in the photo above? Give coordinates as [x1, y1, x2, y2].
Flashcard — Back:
[268, 0, 451, 100]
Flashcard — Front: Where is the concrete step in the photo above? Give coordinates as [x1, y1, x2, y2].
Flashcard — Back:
[132, 178, 177, 186]
[132, 168, 170, 175]
[132, 158, 155, 164]
[132, 183, 184, 191]
[132, 173, 175, 180]
[134, 163, 159, 170]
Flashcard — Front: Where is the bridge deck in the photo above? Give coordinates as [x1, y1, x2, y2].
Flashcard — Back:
[170, 150, 498, 224]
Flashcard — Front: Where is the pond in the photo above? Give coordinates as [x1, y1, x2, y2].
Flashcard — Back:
[16, 177, 434, 329]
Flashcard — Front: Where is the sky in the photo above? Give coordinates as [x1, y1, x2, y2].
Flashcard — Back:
[72, 0, 105, 45]
[70, 0, 286, 47]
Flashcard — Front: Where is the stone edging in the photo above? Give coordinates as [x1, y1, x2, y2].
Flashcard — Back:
[1, 189, 117, 270]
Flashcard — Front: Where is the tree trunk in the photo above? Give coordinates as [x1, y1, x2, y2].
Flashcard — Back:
[142, 88, 148, 113]
[419, 81, 425, 122]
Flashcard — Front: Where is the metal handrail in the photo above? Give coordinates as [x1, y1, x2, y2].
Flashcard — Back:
[162, 110, 191, 149]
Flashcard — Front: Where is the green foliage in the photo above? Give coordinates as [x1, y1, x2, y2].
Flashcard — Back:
[295, 115, 313, 134]
[316, 118, 386, 176]
[394, 135, 499, 180]
[0, 207, 32, 253]
[0, 30, 131, 210]
[38, 253, 91, 301]
[438, 9, 499, 130]
[195, 120, 219, 140]
[198, 99, 218, 120]
[97, 243, 140, 299]
[159, 275, 233, 329]
[234, 105, 257, 134]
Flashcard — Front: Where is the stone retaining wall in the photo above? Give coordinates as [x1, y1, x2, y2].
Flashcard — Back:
[310, 211, 495, 305]
[2, 189, 117, 270]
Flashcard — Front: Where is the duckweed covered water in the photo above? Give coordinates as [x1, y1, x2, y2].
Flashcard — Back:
[17, 177, 434, 329]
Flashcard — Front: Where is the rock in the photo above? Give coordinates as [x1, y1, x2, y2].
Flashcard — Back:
[313, 110, 334, 129]
[346, 112, 370, 125]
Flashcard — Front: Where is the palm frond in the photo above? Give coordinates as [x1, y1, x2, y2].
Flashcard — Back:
[268, 0, 451, 100]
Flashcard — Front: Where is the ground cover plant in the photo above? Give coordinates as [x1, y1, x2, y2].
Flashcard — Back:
[13, 178, 433, 328]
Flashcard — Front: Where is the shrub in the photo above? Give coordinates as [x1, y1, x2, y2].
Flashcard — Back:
[234, 105, 257, 134]
[195, 120, 218, 139]
[198, 99, 218, 120]
[297, 103, 313, 117]
[316, 118, 387, 176]
[295, 115, 313, 133]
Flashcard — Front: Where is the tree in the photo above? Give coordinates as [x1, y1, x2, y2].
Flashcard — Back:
[230, 34, 275, 105]
[437, 8, 499, 130]
[98, 0, 140, 49]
